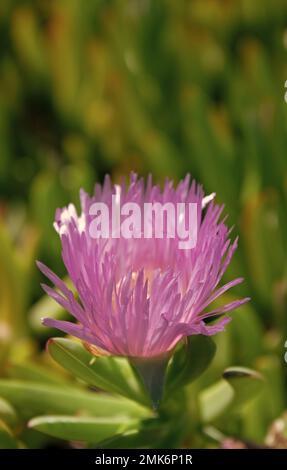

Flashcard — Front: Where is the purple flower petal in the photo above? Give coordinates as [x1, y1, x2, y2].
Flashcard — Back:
[37, 173, 250, 358]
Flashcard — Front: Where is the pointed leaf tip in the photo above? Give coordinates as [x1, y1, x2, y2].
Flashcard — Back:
[222, 366, 265, 408]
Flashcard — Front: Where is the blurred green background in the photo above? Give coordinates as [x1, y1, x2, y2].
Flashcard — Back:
[1, 0, 287, 449]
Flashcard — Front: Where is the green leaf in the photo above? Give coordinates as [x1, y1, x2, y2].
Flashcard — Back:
[199, 380, 234, 423]
[0, 420, 18, 449]
[47, 338, 148, 406]
[29, 415, 139, 443]
[0, 380, 151, 420]
[199, 367, 265, 422]
[7, 361, 68, 386]
[223, 366, 265, 408]
[166, 336, 216, 393]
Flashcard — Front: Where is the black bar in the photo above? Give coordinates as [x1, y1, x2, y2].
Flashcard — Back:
[0, 449, 286, 467]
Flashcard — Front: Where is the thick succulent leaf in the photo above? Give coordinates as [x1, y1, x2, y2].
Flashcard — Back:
[223, 367, 265, 408]
[199, 380, 234, 423]
[199, 366, 265, 422]
[166, 336, 216, 393]
[0, 420, 18, 449]
[29, 415, 139, 443]
[7, 361, 68, 386]
[0, 380, 151, 420]
[48, 338, 148, 406]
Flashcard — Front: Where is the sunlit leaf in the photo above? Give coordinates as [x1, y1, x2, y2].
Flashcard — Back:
[48, 338, 148, 406]
[199, 367, 265, 422]
[0, 380, 151, 420]
[7, 361, 68, 386]
[29, 415, 139, 443]
[199, 380, 234, 423]
[223, 367, 265, 408]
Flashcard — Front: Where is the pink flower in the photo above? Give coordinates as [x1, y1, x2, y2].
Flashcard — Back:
[37, 174, 249, 358]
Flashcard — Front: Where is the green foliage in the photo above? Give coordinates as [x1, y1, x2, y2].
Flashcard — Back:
[28, 415, 139, 443]
[166, 336, 216, 394]
[0, 380, 150, 420]
[199, 367, 265, 423]
[48, 338, 148, 406]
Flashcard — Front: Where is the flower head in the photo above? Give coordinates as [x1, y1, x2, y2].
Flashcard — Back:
[37, 174, 249, 358]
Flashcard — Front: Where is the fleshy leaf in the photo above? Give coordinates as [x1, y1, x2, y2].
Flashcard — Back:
[29, 415, 139, 443]
[199, 366, 265, 422]
[199, 380, 234, 423]
[223, 366, 265, 407]
[7, 360, 68, 386]
[47, 338, 148, 406]
[166, 335, 216, 393]
[0, 380, 150, 420]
